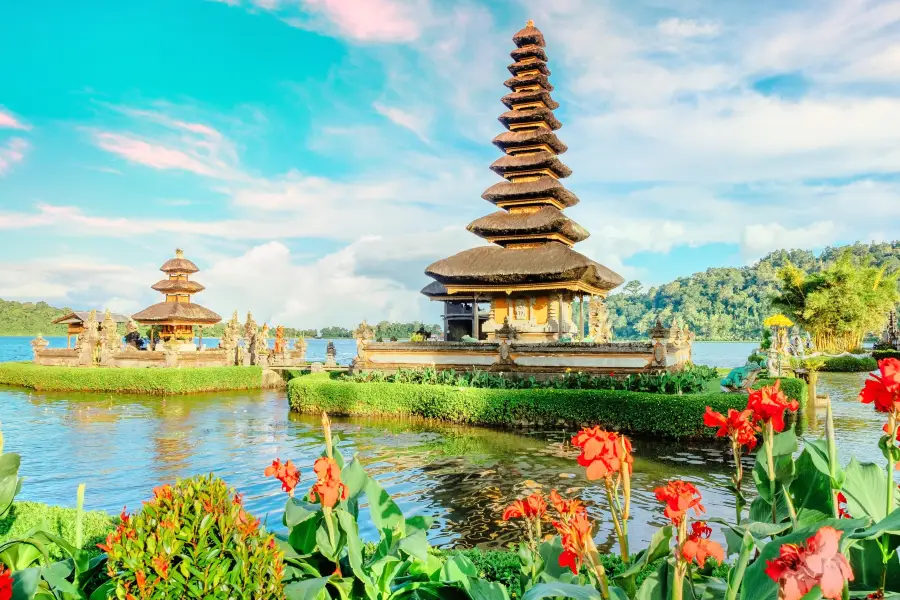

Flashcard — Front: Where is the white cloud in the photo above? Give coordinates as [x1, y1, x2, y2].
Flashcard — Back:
[0, 108, 29, 130]
[741, 221, 839, 262]
[372, 102, 431, 142]
[0, 138, 29, 176]
[657, 18, 720, 38]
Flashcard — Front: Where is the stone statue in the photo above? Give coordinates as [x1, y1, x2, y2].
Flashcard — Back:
[721, 362, 762, 392]
[243, 311, 259, 341]
[324, 341, 337, 367]
[101, 309, 121, 353]
[353, 321, 375, 342]
[588, 297, 613, 343]
[76, 310, 100, 365]
[274, 325, 286, 353]
[496, 316, 519, 341]
[879, 309, 900, 351]
[256, 323, 270, 367]
[30, 333, 49, 361]
[220, 311, 240, 363]
[293, 335, 308, 359]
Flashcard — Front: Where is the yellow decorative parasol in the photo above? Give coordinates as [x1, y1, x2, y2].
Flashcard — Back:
[763, 314, 794, 328]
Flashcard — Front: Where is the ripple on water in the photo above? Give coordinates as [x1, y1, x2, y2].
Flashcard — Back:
[0, 371, 880, 551]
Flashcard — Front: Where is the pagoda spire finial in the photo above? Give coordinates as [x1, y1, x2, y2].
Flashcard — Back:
[175, 248, 184, 259]
[526, 19, 534, 27]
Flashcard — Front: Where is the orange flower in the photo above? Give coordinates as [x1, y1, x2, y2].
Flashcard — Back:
[765, 527, 853, 600]
[704, 407, 759, 449]
[265, 458, 300, 496]
[550, 489, 586, 522]
[503, 493, 547, 521]
[0, 566, 12, 600]
[571, 427, 633, 480]
[151, 554, 170, 580]
[553, 510, 594, 575]
[152, 485, 173, 502]
[309, 456, 347, 508]
[654, 480, 705, 524]
[860, 358, 900, 414]
[748, 380, 799, 432]
[681, 521, 724, 567]
[135, 570, 147, 591]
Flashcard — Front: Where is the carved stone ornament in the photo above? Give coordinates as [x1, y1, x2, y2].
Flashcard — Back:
[651, 340, 666, 367]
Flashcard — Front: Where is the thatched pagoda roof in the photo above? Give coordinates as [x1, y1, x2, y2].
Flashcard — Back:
[490, 151, 571, 178]
[481, 176, 579, 207]
[500, 89, 559, 110]
[132, 302, 221, 324]
[52, 311, 129, 325]
[467, 207, 590, 244]
[492, 129, 567, 153]
[510, 46, 547, 62]
[425, 242, 623, 291]
[503, 73, 553, 91]
[498, 107, 561, 130]
[513, 22, 546, 47]
[151, 279, 206, 294]
[507, 59, 550, 77]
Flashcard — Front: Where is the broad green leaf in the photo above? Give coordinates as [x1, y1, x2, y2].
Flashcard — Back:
[635, 561, 670, 600]
[335, 508, 369, 586]
[284, 497, 321, 528]
[790, 449, 834, 526]
[40, 562, 80, 594]
[853, 508, 900, 540]
[538, 537, 571, 579]
[843, 459, 899, 522]
[88, 580, 114, 600]
[469, 579, 511, 600]
[341, 458, 368, 501]
[289, 512, 322, 555]
[440, 553, 479, 588]
[364, 477, 404, 533]
[615, 525, 674, 579]
[772, 430, 799, 456]
[285, 576, 332, 600]
[398, 531, 430, 563]
[11, 567, 41, 600]
[709, 519, 790, 555]
[404, 516, 434, 537]
[522, 581, 603, 600]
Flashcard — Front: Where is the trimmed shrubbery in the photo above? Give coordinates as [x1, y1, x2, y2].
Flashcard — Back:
[0, 362, 263, 394]
[345, 364, 719, 394]
[820, 355, 878, 372]
[874, 349, 900, 361]
[288, 374, 779, 438]
[0, 500, 115, 561]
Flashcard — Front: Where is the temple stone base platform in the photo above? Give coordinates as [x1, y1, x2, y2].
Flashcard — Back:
[351, 339, 692, 377]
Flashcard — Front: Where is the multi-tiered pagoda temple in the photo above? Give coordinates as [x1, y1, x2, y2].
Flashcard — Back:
[422, 21, 623, 343]
[132, 249, 221, 346]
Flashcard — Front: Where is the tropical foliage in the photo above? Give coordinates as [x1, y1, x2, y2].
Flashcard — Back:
[0, 300, 71, 336]
[772, 250, 900, 353]
[607, 241, 900, 341]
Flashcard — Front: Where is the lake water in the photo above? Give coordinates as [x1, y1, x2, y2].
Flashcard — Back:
[0, 337, 882, 551]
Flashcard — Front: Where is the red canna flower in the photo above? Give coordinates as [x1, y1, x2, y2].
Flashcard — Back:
[503, 493, 547, 521]
[836, 492, 851, 519]
[550, 489, 586, 522]
[0, 566, 12, 600]
[748, 380, 799, 432]
[654, 480, 705, 524]
[265, 458, 300, 496]
[571, 427, 633, 480]
[309, 456, 348, 508]
[152, 485, 173, 502]
[680, 521, 724, 567]
[765, 526, 853, 600]
[704, 406, 760, 449]
[861, 359, 900, 414]
[553, 510, 594, 575]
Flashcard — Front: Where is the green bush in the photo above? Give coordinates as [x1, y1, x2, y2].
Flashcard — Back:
[820, 355, 877, 372]
[103, 474, 283, 598]
[0, 500, 115, 561]
[0, 362, 263, 394]
[289, 374, 754, 438]
[753, 377, 807, 434]
[345, 364, 719, 395]
[873, 349, 900, 361]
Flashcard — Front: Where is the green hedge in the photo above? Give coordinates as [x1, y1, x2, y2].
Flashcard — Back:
[820, 356, 877, 372]
[289, 374, 758, 438]
[873, 350, 900, 361]
[0, 362, 263, 394]
[0, 501, 116, 560]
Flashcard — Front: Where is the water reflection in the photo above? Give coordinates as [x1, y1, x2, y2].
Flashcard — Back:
[0, 371, 882, 551]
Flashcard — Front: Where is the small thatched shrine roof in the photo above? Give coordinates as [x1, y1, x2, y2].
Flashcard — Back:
[507, 59, 550, 77]
[467, 207, 590, 244]
[500, 89, 559, 110]
[132, 302, 221, 324]
[481, 176, 579, 207]
[52, 311, 130, 325]
[490, 151, 571, 178]
[151, 279, 206, 294]
[510, 46, 547, 62]
[492, 129, 567, 153]
[160, 249, 199, 274]
[513, 21, 546, 47]
[425, 242, 623, 291]
[503, 72, 553, 91]
[498, 106, 561, 130]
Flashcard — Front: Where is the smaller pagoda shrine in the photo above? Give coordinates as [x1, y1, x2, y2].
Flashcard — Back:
[132, 249, 221, 349]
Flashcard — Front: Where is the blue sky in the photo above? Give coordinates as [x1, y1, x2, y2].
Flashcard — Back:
[1, 0, 899, 328]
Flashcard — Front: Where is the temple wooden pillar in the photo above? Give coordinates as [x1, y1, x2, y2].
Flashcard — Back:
[578, 295, 585, 340]
[472, 294, 480, 340]
[198, 325, 203, 350]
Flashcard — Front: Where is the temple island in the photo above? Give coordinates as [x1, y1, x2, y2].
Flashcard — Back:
[351, 21, 693, 376]
[31, 249, 314, 371]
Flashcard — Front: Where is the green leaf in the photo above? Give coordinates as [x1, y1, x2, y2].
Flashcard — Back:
[285, 497, 321, 528]
[88, 580, 114, 600]
[843, 459, 898, 522]
[709, 519, 790, 555]
[615, 525, 674, 580]
[772, 430, 799, 456]
[854, 509, 900, 540]
[440, 553, 479, 588]
[285, 576, 332, 600]
[341, 458, 368, 501]
[11, 568, 41, 600]
[537, 537, 571, 579]
[522, 582, 603, 600]
[40, 562, 80, 594]
[398, 531, 430, 563]
[469, 579, 511, 600]
[335, 509, 368, 585]
[635, 560, 670, 600]
[364, 476, 404, 534]
[790, 449, 835, 526]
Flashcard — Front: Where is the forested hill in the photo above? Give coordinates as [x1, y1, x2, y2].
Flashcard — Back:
[0, 300, 72, 336]
[606, 241, 900, 341]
